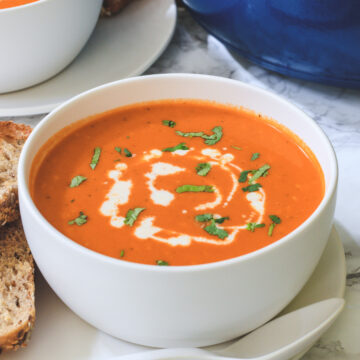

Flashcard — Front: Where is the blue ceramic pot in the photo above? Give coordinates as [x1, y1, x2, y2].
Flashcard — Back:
[183, 0, 360, 88]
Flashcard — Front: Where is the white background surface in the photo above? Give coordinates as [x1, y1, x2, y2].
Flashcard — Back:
[1, 5, 359, 360]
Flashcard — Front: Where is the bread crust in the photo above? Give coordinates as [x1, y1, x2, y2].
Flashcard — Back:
[0, 314, 34, 353]
[0, 122, 31, 141]
[0, 121, 32, 226]
[0, 220, 35, 353]
[0, 122, 34, 354]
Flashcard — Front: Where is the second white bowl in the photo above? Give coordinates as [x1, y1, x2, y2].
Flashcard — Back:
[0, 0, 102, 93]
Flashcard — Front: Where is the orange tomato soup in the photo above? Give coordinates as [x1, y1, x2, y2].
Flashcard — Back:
[31, 100, 324, 266]
[0, 0, 39, 9]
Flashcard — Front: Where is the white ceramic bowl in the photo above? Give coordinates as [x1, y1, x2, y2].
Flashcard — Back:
[18, 74, 338, 348]
[0, 0, 102, 94]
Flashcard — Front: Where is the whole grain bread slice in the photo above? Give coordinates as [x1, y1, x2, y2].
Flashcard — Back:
[0, 122, 32, 226]
[0, 220, 35, 354]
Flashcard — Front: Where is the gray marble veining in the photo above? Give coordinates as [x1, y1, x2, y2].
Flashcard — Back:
[1, 7, 360, 360]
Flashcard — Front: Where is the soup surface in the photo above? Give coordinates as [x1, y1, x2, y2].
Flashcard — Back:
[0, 0, 39, 9]
[31, 100, 324, 266]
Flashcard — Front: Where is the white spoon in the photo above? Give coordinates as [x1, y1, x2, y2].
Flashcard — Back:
[109, 298, 344, 360]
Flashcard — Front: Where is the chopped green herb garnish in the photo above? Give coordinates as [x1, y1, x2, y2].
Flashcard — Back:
[202, 126, 223, 145]
[176, 185, 214, 193]
[268, 215, 281, 236]
[176, 126, 223, 145]
[156, 260, 169, 266]
[124, 207, 145, 226]
[68, 211, 87, 226]
[176, 130, 204, 138]
[269, 215, 281, 224]
[70, 175, 87, 188]
[238, 170, 251, 183]
[120, 250, 125, 258]
[231, 145, 242, 151]
[242, 183, 262, 192]
[268, 223, 275, 236]
[162, 142, 189, 152]
[195, 214, 229, 224]
[204, 220, 228, 240]
[195, 213, 214, 222]
[162, 120, 176, 128]
[251, 152, 260, 161]
[196, 162, 211, 176]
[124, 148, 132, 157]
[114, 146, 131, 158]
[214, 216, 230, 224]
[90, 147, 101, 170]
[249, 164, 271, 184]
[246, 222, 265, 232]
[70, 199, 75, 203]
[114, 159, 121, 162]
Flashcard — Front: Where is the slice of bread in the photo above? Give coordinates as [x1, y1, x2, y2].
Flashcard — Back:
[0, 220, 35, 353]
[0, 122, 32, 226]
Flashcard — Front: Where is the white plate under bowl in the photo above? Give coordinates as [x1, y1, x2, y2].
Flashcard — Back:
[0, 0, 176, 117]
[5, 226, 345, 360]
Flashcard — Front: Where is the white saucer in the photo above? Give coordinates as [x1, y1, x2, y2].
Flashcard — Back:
[0, 0, 176, 117]
[6, 227, 345, 360]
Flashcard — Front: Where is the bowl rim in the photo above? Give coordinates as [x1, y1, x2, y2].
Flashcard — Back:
[18, 73, 338, 273]
[0, 0, 47, 13]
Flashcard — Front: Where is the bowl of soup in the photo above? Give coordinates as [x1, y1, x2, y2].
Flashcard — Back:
[0, 0, 102, 93]
[18, 74, 337, 347]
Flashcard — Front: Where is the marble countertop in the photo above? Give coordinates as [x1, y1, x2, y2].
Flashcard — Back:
[2, 6, 360, 360]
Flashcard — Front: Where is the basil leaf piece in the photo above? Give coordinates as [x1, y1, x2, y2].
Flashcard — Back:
[124, 148, 132, 157]
[90, 147, 101, 170]
[238, 170, 251, 183]
[196, 162, 211, 176]
[268, 223, 275, 236]
[70, 175, 87, 188]
[246, 222, 265, 232]
[176, 130, 204, 138]
[162, 142, 189, 152]
[269, 215, 281, 224]
[195, 213, 213, 222]
[115, 147, 122, 154]
[204, 220, 228, 240]
[162, 120, 176, 128]
[214, 216, 230, 224]
[231, 145, 242, 151]
[268, 215, 281, 236]
[251, 152, 260, 161]
[176, 126, 223, 145]
[195, 214, 229, 224]
[120, 250, 125, 258]
[202, 126, 223, 145]
[68, 211, 88, 226]
[124, 207, 145, 226]
[249, 164, 271, 184]
[242, 183, 262, 192]
[156, 260, 169, 266]
[176, 185, 214, 193]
